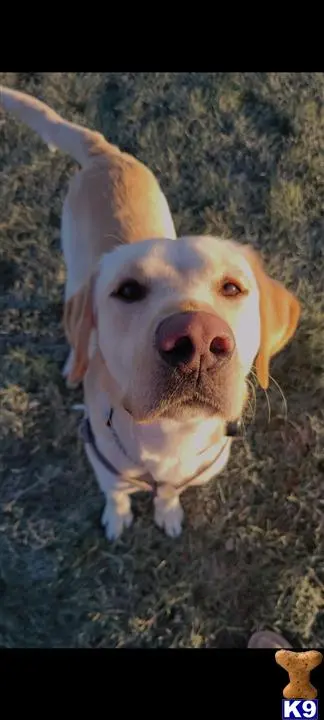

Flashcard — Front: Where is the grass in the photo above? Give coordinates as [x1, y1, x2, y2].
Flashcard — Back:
[0, 72, 324, 648]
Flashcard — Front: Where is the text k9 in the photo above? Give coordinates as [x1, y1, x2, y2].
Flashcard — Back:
[282, 700, 318, 720]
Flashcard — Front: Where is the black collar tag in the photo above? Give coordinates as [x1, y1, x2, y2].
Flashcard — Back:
[225, 420, 242, 437]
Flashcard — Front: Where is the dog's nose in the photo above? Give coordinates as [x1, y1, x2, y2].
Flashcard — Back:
[155, 311, 235, 370]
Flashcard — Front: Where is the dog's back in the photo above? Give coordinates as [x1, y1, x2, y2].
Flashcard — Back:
[62, 149, 176, 301]
[0, 85, 176, 302]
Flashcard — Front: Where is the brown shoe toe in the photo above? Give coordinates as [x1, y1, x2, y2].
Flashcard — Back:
[248, 631, 292, 649]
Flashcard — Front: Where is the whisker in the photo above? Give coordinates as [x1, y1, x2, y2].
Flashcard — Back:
[245, 399, 254, 419]
[246, 378, 257, 420]
[104, 232, 124, 244]
[239, 415, 250, 452]
[250, 368, 258, 383]
[264, 387, 272, 423]
[269, 373, 288, 420]
[250, 367, 272, 423]
[244, 397, 254, 423]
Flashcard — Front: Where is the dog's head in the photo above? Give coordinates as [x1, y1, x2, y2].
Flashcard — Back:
[64, 236, 300, 424]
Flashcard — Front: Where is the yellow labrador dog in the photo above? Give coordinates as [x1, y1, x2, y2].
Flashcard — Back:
[0, 86, 301, 540]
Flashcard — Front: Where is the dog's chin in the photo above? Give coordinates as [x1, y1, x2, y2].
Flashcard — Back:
[127, 396, 224, 424]
[158, 398, 219, 422]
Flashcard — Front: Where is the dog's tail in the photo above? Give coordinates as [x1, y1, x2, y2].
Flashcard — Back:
[0, 85, 110, 167]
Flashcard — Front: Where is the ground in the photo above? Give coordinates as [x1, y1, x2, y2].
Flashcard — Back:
[0, 72, 323, 648]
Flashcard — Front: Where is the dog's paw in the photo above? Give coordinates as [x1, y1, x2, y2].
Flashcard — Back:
[154, 496, 184, 538]
[101, 501, 133, 541]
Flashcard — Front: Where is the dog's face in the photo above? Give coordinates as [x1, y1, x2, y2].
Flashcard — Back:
[65, 236, 300, 425]
[95, 236, 260, 423]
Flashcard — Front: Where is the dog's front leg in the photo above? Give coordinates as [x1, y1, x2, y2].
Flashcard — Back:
[85, 445, 133, 541]
[154, 483, 184, 538]
[101, 487, 133, 541]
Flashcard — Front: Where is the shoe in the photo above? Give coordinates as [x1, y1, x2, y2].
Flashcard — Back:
[248, 631, 292, 649]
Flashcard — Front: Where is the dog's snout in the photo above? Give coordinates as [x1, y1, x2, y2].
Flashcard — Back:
[155, 311, 235, 370]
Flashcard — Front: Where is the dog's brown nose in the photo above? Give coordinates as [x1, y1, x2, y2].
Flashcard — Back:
[155, 311, 235, 370]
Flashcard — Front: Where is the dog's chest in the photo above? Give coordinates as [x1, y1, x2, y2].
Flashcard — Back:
[136, 418, 229, 486]
[84, 366, 230, 488]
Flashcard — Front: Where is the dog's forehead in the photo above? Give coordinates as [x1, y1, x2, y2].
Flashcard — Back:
[98, 235, 255, 286]
[175, 236, 254, 278]
[137, 236, 256, 283]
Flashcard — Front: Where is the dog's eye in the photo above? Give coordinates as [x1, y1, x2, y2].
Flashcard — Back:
[222, 281, 242, 297]
[112, 280, 147, 303]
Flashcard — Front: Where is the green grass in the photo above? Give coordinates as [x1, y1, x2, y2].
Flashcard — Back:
[0, 72, 324, 648]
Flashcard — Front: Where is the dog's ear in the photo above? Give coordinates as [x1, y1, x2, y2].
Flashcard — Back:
[244, 246, 301, 390]
[63, 275, 95, 384]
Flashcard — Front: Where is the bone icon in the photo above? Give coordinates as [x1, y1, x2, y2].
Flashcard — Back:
[275, 650, 323, 699]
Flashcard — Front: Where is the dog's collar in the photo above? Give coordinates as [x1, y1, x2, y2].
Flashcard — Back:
[80, 408, 238, 494]
[79, 415, 154, 491]
[80, 415, 121, 476]
[225, 419, 242, 437]
[105, 407, 136, 463]
[104, 407, 241, 464]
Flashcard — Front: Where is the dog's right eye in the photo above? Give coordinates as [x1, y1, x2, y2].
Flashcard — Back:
[112, 279, 147, 303]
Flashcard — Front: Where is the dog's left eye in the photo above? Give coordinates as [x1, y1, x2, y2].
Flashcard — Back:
[112, 280, 147, 303]
[221, 281, 242, 297]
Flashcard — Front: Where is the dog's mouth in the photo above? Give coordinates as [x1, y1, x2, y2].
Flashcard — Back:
[157, 393, 220, 420]
[123, 390, 218, 422]
[141, 370, 230, 422]
[123, 361, 246, 424]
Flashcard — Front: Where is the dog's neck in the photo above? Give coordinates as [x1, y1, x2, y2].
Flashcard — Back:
[103, 396, 229, 485]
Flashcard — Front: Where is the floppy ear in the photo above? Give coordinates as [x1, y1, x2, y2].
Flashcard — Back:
[63, 276, 95, 384]
[244, 247, 301, 390]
